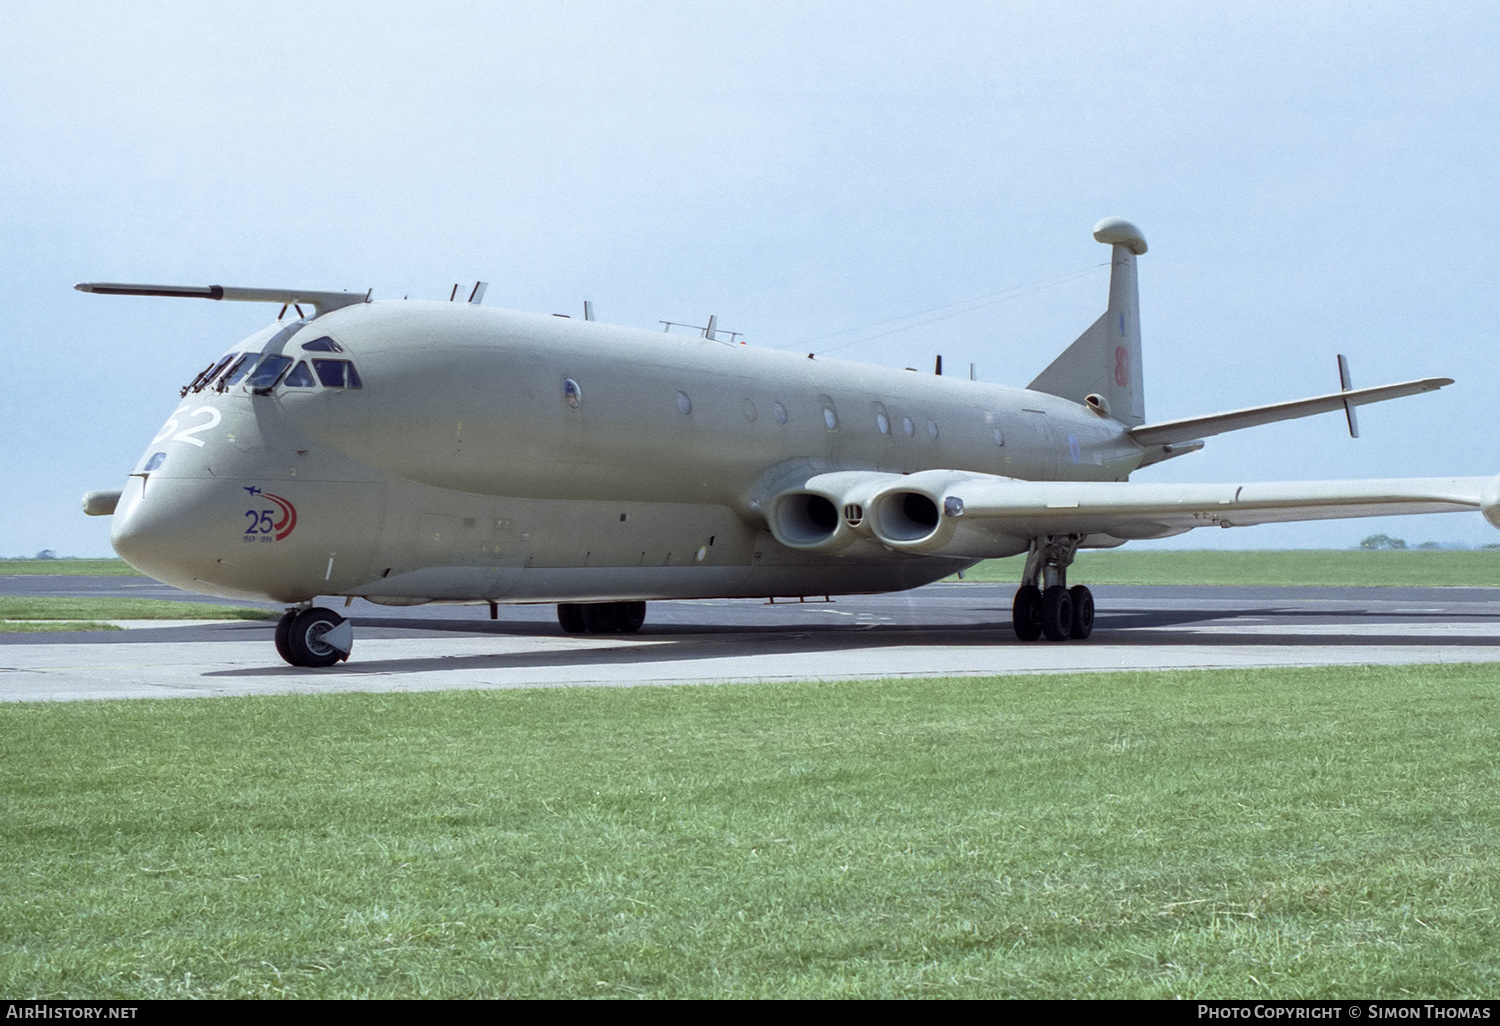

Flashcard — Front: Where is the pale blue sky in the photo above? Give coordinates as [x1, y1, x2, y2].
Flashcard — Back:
[3, 1, 1497, 556]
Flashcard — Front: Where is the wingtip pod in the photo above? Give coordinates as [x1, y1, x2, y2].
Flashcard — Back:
[1481, 476, 1500, 531]
[1093, 217, 1147, 255]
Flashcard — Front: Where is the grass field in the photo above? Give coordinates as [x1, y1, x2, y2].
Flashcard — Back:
[0, 559, 139, 576]
[957, 548, 1500, 588]
[0, 597, 277, 630]
[3, 664, 1498, 999]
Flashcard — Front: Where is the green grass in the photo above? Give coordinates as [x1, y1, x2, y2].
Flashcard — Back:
[0, 621, 123, 633]
[957, 548, 1500, 587]
[0, 597, 276, 622]
[0, 559, 139, 576]
[3, 664, 1498, 998]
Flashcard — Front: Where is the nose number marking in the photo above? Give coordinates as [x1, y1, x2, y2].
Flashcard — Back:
[152, 406, 222, 448]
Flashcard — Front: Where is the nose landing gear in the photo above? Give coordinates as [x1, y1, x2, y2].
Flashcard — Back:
[1011, 536, 1094, 642]
[275, 606, 353, 667]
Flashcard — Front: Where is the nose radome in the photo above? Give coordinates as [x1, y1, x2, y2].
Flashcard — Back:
[110, 475, 230, 595]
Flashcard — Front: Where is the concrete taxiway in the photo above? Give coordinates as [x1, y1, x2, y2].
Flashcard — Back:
[2, 577, 1498, 702]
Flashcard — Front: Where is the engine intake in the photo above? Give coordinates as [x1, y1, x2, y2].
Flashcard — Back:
[873, 490, 941, 544]
[770, 491, 844, 549]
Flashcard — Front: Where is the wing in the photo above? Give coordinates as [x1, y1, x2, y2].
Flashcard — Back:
[769, 469, 1500, 558]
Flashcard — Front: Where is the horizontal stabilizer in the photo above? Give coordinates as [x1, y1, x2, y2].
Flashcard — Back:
[1129, 377, 1453, 448]
[75, 282, 368, 316]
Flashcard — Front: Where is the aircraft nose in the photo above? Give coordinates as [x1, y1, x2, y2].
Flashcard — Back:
[110, 474, 223, 594]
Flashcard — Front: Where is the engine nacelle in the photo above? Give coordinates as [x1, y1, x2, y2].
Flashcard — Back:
[1481, 475, 1500, 531]
[766, 470, 908, 552]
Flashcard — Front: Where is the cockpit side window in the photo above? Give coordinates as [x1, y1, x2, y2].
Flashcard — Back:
[283, 361, 317, 388]
[215, 353, 254, 390]
[182, 353, 235, 396]
[301, 336, 344, 353]
[246, 354, 293, 389]
[220, 352, 256, 384]
[312, 359, 362, 388]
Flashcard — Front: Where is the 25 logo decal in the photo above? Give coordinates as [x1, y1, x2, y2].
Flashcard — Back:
[242, 487, 297, 541]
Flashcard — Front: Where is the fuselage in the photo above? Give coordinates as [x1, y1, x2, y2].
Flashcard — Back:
[110, 301, 1150, 605]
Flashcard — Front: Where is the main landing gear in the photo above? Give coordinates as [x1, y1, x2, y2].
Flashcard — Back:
[1011, 536, 1095, 642]
[557, 601, 647, 634]
[275, 606, 353, 667]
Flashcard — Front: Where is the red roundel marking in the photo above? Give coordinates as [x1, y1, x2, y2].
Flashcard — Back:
[264, 493, 298, 541]
[1114, 346, 1130, 387]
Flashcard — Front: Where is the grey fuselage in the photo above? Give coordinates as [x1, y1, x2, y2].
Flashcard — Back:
[110, 301, 1149, 605]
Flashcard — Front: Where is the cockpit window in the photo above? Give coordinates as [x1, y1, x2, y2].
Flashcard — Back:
[246, 354, 293, 389]
[283, 361, 317, 388]
[182, 353, 236, 396]
[300, 336, 344, 353]
[221, 353, 257, 388]
[143, 452, 166, 472]
[312, 359, 362, 388]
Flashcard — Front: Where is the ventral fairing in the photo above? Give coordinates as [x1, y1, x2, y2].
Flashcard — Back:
[79, 218, 1499, 666]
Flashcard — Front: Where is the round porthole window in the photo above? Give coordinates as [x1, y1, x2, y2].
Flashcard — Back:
[676, 391, 692, 415]
[773, 402, 788, 424]
[563, 378, 582, 408]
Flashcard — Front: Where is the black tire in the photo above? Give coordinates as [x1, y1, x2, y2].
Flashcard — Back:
[1012, 585, 1042, 641]
[287, 607, 348, 668]
[1040, 585, 1073, 642]
[1068, 585, 1095, 640]
[274, 610, 297, 665]
[557, 603, 587, 634]
[582, 602, 623, 633]
[616, 601, 646, 633]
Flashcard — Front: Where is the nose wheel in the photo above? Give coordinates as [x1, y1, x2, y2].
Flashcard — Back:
[275, 607, 353, 667]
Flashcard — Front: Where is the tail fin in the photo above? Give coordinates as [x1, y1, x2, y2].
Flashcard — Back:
[1027, 217, 1147, 427]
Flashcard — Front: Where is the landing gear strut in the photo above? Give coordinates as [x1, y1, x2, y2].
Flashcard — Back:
[275, 606, 353, 667]
[1011, 536, 1094, 642]
[557, 601, 647, 635]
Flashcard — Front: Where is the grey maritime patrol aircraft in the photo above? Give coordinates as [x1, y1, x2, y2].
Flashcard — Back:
[78, 218, 1500, 666]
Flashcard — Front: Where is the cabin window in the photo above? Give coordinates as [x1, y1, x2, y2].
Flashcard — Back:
[876, 412, 889, 435]
[283, 361, 317, 388]
[993, 427, 1005, 446]
[773, 402, 788, 424]
[902, 416, 914, 437]
[301, 336, 344, 353]
[314, 360, 363, 389]
[927, 420, 939, 440]
[741, 399, 757, 422]
[823, 407, 838, 431]
[562, 378, 581, 407]
[676, 391, 692, 415]
[246, 355, 293, 389]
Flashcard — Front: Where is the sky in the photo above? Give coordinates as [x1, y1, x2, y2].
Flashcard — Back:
[2, 1, 1497, 557]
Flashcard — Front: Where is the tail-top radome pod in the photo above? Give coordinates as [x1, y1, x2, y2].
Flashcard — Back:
[1027, 216, 1148, 427]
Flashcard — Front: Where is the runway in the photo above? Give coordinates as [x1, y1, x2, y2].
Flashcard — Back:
[3, 575, 1499, 702]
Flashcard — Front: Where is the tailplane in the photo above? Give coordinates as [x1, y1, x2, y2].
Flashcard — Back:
[1027, 217, 1147, 426]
